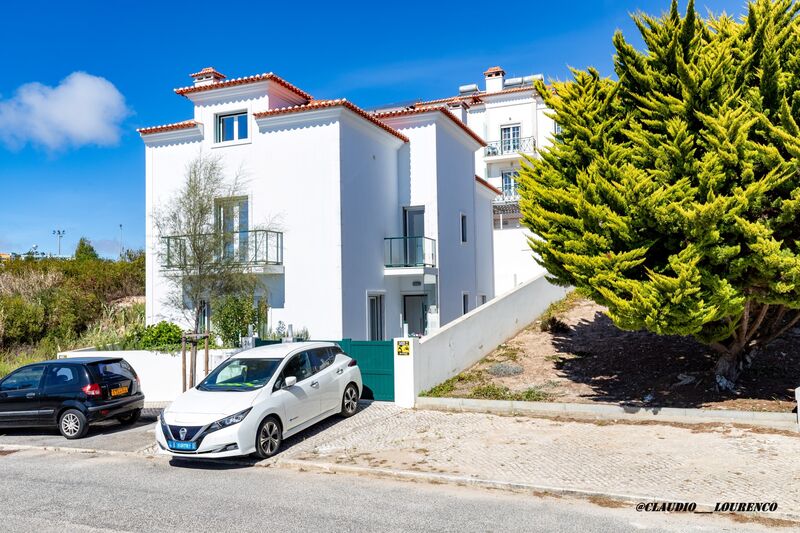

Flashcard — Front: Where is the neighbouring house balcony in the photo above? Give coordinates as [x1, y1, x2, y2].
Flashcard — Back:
[384, 236, 437, 276]
[162, 229, 284, 273]
[493, 189, 520, 204]
[484, 136, 536, 158]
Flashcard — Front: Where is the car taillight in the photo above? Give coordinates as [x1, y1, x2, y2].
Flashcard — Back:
[348, 359, 358, 367]
[82, 383, 102, 397]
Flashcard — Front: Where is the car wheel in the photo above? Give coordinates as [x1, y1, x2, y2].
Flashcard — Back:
[255, 416, 282, 459]
[59, 409, 89, 439]
[340, 383, 359, 418]
[117, 408, 142, 426]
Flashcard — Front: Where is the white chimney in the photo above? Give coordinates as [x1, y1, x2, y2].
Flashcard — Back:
[447, 101, 469, 124]
[484, 66, 506, 93]
[189, 67, 226, 87]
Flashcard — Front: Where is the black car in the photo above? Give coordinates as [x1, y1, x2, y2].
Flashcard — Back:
[0, 357, 145, 439]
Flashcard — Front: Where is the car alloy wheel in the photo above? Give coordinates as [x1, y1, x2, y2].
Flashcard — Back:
[341, 384, 358, 417]
[59, 409, 88, 439]
[258, 418, 281, 458]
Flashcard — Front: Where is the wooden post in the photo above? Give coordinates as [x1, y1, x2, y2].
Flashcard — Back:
[204, 334, 209, 377]
[190, 340, 197, 388]
[181, 336, 187, 392]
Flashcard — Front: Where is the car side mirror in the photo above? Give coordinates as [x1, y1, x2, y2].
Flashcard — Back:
[283, 376, 297, 388]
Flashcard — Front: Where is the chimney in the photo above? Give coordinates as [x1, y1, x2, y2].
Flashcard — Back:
[483, 66, 505, 93]
[447, 101, 469, 124]
[189, 67, 226, 87]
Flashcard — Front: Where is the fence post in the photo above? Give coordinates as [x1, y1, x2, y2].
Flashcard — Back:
[181, 336, 187, 392]
[393, 337, 417, 408]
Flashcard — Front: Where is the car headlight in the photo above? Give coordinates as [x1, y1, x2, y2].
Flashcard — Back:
[208, 408, 252, 433]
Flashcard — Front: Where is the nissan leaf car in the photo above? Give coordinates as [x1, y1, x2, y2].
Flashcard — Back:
[156, 342, 362, 459]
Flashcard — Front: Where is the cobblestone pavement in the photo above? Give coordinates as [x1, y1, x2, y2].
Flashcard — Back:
[277, 402, 800, 516]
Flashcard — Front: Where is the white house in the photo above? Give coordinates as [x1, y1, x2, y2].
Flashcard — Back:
[385, 66, 554, 295]
[139, 67, 496, 341]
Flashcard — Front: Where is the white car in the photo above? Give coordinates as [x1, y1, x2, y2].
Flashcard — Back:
[156, 341, 362, 459]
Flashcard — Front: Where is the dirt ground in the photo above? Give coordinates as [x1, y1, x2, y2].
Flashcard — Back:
[434, 295, 799, 412]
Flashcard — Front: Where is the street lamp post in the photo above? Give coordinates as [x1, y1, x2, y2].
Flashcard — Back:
[52, 229, 65, 257]
[119, 224, 123, 259]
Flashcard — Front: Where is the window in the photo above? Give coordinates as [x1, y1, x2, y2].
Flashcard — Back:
[501, 125, 521, 153]
[310, 348, 336, 372]
[462, 293, 470, 315]
[276, 351, 314, 388]
[216, 112, 248, 143]
[91, 360, 137, 382]
[368, 294, 385, 341]
[554, 122, 562, 135]
[199, 358, 281, 392]
[216, 197, 249, 261]
[0, 365, 45, 391]
[501, 170, 518, 198]
[460, 214, 468, 243]
[478, 294, 487, 306]
[44, 365, 81, 389]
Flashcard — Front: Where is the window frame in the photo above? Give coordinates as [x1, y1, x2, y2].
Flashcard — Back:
[215, 111, 249, 144]
[501, 169, 518, 198]
[0, 364, 46, 392]
[500, 124, 521, 153]
[367, 293, 385, 341]
[460, 213, 468, 244]
[462, 292, 470, 315]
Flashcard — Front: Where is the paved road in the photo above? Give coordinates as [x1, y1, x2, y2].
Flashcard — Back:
[0, 448, 776, 533]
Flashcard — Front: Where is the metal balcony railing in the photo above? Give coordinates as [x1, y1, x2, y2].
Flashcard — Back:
[163, 229, 283, 269]
[384, 236, 437, 268]
[493, 189, 520, 204]
[484, 136, 535, 157]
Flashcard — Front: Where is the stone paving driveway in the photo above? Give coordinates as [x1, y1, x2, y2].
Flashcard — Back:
[277, 403, 800, 516]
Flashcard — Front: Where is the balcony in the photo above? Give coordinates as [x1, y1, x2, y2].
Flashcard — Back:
[493, 189, 520, 204]
[384, 237, 436, 277]
[163, 229, 283, 273]
[484, 136, 535, 158]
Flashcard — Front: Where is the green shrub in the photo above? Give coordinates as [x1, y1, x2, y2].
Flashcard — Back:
[213, 295, 257, 347]
[121, 321, 182, 351]
[0, 296, 46, 346]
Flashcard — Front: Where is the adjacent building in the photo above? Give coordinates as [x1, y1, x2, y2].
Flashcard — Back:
[139, 68, 496, 341]
[387, 66, 553, 295]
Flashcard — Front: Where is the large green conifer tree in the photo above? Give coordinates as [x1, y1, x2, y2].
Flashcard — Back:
[520, 0, 800, 389]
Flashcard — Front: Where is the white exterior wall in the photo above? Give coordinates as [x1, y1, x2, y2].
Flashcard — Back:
[474, 186, 495, 303]
[338, 114, 405, 339]
[493, 227, 546, 295]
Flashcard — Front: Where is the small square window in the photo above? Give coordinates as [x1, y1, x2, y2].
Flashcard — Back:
[460, 214, 468, 243]
[216, 112, 248, 143]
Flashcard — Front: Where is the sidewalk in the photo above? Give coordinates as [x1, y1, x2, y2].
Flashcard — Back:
[277, 403, 800, 517]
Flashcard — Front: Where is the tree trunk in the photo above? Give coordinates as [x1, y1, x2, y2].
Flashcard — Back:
[713, 350, 742, 392]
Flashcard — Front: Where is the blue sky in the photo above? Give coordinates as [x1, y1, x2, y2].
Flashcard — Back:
[0, 0, 746, 257]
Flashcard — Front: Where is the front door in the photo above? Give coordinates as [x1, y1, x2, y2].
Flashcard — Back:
[0, 364, 46, 426]
[404, 295, 427, 336]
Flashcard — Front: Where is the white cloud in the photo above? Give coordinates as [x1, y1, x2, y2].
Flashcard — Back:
[0, 72, 130, 151]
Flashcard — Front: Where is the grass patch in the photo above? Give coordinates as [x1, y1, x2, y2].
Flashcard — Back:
[537, 290, 583, 332]
[469, 383, 551, 402]
[420, 371, 483, 397]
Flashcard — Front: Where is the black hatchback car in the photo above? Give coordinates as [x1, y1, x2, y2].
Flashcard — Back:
[0, 357, 145, 439]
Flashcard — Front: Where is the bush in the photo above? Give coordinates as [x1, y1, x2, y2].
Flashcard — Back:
[0, 296, 46, 346]
[121, 321, 182, 351]
[213, 295, 257, 347]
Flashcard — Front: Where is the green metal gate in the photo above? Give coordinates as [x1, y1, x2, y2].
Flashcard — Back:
[337, 339, 394, 402]
[255, 338, 395, 401]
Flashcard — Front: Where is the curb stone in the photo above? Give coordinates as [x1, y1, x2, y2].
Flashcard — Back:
[274, 458, 800, 523]
[416, 396, 800, 431]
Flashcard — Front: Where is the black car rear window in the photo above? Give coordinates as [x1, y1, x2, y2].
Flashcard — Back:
[90, 360, 136, 382]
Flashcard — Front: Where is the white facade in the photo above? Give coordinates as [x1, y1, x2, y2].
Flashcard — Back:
[140, 68, 495, 341]
[397, 66, 556, 295]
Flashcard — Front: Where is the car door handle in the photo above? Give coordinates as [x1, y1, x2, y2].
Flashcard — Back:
[311, 381, 319, 388]
[336, 368, 344, 375]
[25, 393, 36, 399]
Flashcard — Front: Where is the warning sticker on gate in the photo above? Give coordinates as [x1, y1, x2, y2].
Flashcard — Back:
[396, 340, 410, 356]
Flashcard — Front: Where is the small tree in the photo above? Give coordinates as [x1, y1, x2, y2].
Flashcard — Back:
[153, 154, 261, 335]
[520, 0, 800, 390]
[213, 294, 263, 347]
[74, 238, 99, 261]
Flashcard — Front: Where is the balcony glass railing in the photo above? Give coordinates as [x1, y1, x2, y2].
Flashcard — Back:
[384, 236, 436, 268]
[163, 229, 283, 269]
[484, 136, 535, 157]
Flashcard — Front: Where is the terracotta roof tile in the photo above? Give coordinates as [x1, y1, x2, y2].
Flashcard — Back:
[483, 66, 505, 76]
[189, 67, 226, 79]
[373, 106, 486, 147]
[414, 85, 541, 107]
[475, 175, 502, 195]
[137, 120, 200, 135]
[175, 72, 312, 100]
[254, 99, 408, 142]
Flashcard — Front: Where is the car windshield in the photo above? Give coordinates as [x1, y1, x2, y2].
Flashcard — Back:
[197, 358, 281, 392]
